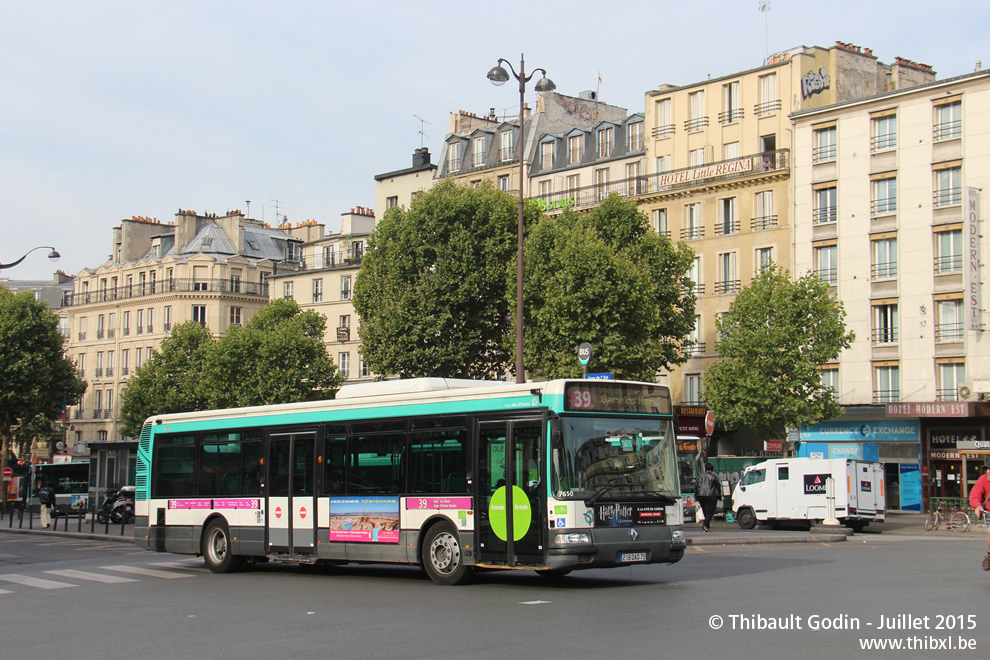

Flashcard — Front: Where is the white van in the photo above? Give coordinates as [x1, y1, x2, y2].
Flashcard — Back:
[731, 458, 885, 531]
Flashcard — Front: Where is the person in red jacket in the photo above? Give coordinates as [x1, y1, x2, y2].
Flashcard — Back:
[969, 461, 990, 571]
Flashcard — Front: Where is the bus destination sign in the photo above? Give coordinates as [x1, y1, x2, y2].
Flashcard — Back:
[565, 382, 671, 415]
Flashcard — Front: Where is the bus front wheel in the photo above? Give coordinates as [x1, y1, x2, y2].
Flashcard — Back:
[202, 519, 244, 574]
[422, 523, 472, 585]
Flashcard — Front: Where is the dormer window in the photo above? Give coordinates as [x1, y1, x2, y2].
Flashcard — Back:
[541, 142, 554, 169]
[151, 241, 162, 258]
[287, 243, 302, 262]
[598, 127, 614, 158]
[447, 141, 462, 172]
[499, 131, 514, 161]
[201, 237, 213, 247]
[472, 136, 486, 167]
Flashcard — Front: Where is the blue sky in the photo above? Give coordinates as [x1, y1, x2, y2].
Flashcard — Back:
[2, 0, 988, 280]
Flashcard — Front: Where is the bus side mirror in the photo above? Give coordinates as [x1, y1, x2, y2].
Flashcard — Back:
[550, 418, 563, 449]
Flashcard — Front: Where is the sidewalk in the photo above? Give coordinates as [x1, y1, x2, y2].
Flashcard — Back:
[0, 510, 135, 543]
[684, 511, 990, 546]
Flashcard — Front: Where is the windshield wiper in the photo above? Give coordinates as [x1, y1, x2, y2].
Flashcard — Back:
[585, 468, 637, 506]
[637, 490, 678, 506]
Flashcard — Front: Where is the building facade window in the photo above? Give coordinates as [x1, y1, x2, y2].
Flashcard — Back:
[686, 91, 707, 131]
[541, 141, 554, 169]
[814, 186, 837, 224]
[717, 197, 737, 235]
[655, 154, 671, 174]
[934, 229, 963, 273]
[814, 244, 838, 284]
[721, 81, 741, 123]
[313, 278, 323, 303]
[164, 305, 172, 332]
[756, 73, 778, 115]
[598, 127, 614, 158]
[568, 135, 583, 164]
[934, 166, 962, 207]
[716, 252, 739, 294]
[653, 208, 668, 237]
[936, 299, 964, 342]
[473, 136, 486, 167]
[756, 247, 774, 272]
[147, 308, 154, 334]
[566, 174, 580, 197]
[821, 368, 839, 393]
[386, 196, 398, 209]
[341, 275, 352, 300]
[872, 114, 897, 151]
[687, 316, 702, 355]
[626, 162, 642, 195]
[594, 168, 609, 201]
[338, 352, 350, 379]
[723, 141, 740, 161]
[230, 306, 242, 326]
[873, 303, 899, 344]
[938, 362, 966, 401]
[874, 364, 900, 403]
[627, 121, 644, 151]
[754, 190, 775, 230]
[654, 98, 673, 138]
[192, 305, 207, 327]
[689, 148, 705, 166]
[122, 311, 130, 336]
[121, 349, 129, 376]
[538, 180, 551, 198]
[872, 237, 898, 279]
[684, 374, 703, 405]
[283, 282, 294, 300]
[97, 314, 105, 339]
[933, 100, 962, 141]
[688, 257, 702, 296]
[683, 203, 704, 240]
[871, 177, 897, 215]
[498, 175, 510, 192]
[813, 125, 837, 162]
[136, 309, 143, 335]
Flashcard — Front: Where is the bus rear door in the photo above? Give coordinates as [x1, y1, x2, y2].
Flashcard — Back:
[267, 431, 316, 555]
[476, 417, 545, 567]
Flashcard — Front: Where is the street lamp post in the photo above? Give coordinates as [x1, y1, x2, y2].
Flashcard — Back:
[488, 54, 555, 384]
[0, 246, 61, 271]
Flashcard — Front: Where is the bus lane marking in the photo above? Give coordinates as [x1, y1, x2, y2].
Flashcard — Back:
[0, 574, 78, 589]
[100, 564, 194, 579]
[46, 569, 139, 584]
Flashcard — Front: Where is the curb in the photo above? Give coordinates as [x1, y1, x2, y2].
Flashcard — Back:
[0, 526, 135, 543]
[687, 533, 849, 546]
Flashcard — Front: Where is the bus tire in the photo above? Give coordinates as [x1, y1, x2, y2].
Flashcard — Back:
[421, 522, 472, 585]
[737, 508, 757, 529]
[202, 519, 244, 574]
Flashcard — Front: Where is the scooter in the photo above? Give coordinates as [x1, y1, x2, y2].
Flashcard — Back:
[96, 485, 135, 524]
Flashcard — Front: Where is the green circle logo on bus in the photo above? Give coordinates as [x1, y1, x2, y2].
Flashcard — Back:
[489, 485, 532, 541]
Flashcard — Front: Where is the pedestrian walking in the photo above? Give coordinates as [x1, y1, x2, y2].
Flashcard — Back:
[694, 463, 721, 533]
[38, 482, 56, 528]
[968, 461, 990, 571]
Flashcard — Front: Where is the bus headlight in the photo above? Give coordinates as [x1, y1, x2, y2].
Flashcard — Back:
[554, 532, 591, 545]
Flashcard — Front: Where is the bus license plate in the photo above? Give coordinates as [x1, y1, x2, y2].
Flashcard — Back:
[620, 552, 647, 563]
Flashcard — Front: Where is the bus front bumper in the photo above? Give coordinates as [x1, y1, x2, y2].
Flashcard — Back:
[547, 527, 685, 570]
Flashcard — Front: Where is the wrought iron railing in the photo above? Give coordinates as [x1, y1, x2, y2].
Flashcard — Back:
[66, 278, 270, 306]
[934, 255, 963, 273]
[751, 215, 778, 230]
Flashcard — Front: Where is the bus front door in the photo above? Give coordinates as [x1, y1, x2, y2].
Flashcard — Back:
[267, 432, 316, 555]
[476, 419, 545, 567]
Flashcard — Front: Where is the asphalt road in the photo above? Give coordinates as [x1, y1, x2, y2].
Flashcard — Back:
[1, 531, 988, 659]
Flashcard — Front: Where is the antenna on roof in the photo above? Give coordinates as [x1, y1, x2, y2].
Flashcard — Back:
[270, 199, 283, 224]
[759, 1, 771, 62]
[414, 114, 431, 148]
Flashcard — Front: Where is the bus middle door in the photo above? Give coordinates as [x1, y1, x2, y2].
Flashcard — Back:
[476, 418, 545, 567]
[267, 431, 316, 555]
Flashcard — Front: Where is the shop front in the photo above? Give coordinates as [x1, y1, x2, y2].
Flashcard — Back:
[796, 418, 921, 512]
[885, 400, 990, 512]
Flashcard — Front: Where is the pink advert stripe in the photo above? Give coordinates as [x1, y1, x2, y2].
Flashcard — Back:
[405, 497, 472, 510]
[167, 498, 260, 510]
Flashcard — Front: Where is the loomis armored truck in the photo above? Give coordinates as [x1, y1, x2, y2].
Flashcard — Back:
[731, 458, 884, 532]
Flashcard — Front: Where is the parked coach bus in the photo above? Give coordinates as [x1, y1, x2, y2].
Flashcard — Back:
[133, 378, 685, 584]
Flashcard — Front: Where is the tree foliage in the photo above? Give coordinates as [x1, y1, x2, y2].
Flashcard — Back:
[519, 194, 697, 380]
[354, 179, 536, 378]
[119, 321, 214, 436]
[0, 286, 86, 501]
[120, 300, 342, 436]
[703, 265, 855, 440]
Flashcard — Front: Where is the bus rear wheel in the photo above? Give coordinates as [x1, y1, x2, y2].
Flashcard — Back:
[422, 523, 472, 585]
[202, 519, 244, 574]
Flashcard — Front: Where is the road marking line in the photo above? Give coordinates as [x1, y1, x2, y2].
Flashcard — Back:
[0, 588, 11, 594]
[0, 574, 78, 589]
[150, 561, 208, 572]
[100, 565, 193, 579]
[0, 553, 19, 559]
[46, 569, 138, 584]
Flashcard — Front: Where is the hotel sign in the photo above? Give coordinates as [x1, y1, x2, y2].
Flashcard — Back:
[655, 158, 753, 188]
[886, 402, 970, 417]
[966, 187, 982, 331]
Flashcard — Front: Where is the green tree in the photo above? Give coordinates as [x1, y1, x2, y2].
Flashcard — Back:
[120, 301, 343, 436]
[119, 321, 214, 436]
[354, 179, 537, 378]
[0, 286, 86, 509]
[703, 264, 855, 440]
[201, 299, 342, 408]
[520, 194, 697, 380]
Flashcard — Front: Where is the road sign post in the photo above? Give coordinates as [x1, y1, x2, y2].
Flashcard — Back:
[577, 342, 592, 378]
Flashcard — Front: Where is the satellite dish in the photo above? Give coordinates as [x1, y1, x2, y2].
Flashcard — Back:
[958, 384, 972, 400]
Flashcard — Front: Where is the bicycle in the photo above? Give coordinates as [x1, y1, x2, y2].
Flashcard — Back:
[924, 499, 971, 532]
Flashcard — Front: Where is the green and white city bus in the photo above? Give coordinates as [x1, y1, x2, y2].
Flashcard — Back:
[134, 378, 685, 584]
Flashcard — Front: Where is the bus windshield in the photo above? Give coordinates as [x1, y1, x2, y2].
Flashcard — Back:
[551, 415, 679, 500]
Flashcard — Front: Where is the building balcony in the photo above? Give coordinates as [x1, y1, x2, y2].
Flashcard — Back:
[713, 280, 741, 295]
[65, 278, 270, 306]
